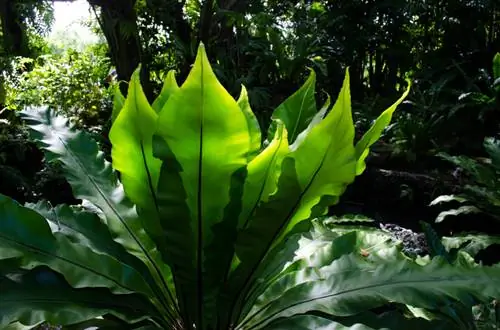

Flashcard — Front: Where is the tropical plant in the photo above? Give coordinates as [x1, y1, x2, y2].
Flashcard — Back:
[2, 44, 500, 329]
[431, 137, 500, 223]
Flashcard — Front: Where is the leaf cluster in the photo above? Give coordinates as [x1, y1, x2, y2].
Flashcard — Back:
[2, 45, 500, 330]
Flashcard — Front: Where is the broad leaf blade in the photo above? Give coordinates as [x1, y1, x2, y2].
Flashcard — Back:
[238, 121, 288, 229]
[205, 166, 248, 327]
[240, 222, 396, 321]
[238, 84, 262, 161]
[265, 311, 452, 330]
[290, 94, 331, 150]
[227, 73, 357, 324]
[0, 194, 152, 297]
[267, 70, 317, 143]
[152, 135, 196, 325]
[354, 82, 410, 175]
[284, 70, 356, 235]
[109, 68, 161, 213]
[19, 108, 177, 320]
[111, 84, 126, 123]
[154, 44, 251, 328]
[240, 254, 500, 329]
[108, 69, 172, 262]
[25, 201, 154, 283]
[224, 157, 304, 326]
[0, 267, 157, 328]
[441, 234, 500, 258]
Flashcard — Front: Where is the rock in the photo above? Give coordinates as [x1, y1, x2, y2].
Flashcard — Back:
[379, 223, 429, 257]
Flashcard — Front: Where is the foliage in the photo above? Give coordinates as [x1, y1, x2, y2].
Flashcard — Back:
[431, 137, 500, 222]
[0, 114, 31, 199]
[0, 0, 54, 72]
[455, 53, 500, 122]
[10, 44, 500, 329]
[1, 44, 499, 329]
[0, 111, 76, 207]
[4, 45, 113, 130]
[10, 0, 54, 36]
[286, 217, 500, 329]
[417, 221, 500, 329]
[370, 52, 500, 165]
[80, 0, 500, 158]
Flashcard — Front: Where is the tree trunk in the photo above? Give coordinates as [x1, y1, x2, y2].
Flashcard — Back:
[145, 0, 194, 82]
[0, 0, 26, 56]
[88, 0, 151, 99]
[198, 0, 216, 46]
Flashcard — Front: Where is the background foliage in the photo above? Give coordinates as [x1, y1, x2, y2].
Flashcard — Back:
[0, 2, 499, 327]
[4, 45, 112, 130]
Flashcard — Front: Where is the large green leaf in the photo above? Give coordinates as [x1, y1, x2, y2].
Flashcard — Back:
[234, 219, 485, 329]
[152, 136, 196, 325]
[354, 82, 410, 175]
[0, 194, 151, 296]
[290, 94, 331, 150]
[109, 68, 161, 212]
[267, 70, 317, 143]
[204, 166, 248, 327]
[237, 85, 262, 161]
[223, 157, 304, 327]
[239, 220, 396, 321]
[283, 70, 356, 235]
[239, 253, 500, 329]
[111, 84, 126, 123]
[108, 69, 172, 262]
[19, 108, 178, 322]
[153, 44, 251, 328]
[441, 234, 500, 258]
[25, 201, 154, 283]
[225, 73, 378, 326]
[265, 311, 453, 330]
[255, 96, 332, 238]
[238, 121, 288, 229]
[152, 70, 180, 113]
[0, 267, 158, 328]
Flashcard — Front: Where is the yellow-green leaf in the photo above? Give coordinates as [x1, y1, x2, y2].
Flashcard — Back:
[283, 70, 356, 235]
[239, 121, 289, 229]
[354, 82, 410, 175]
[154, 44, 251, 327]
[109, 68, 161, 212]
[267, 70, 317, 143]
[237, 85, 262, 161]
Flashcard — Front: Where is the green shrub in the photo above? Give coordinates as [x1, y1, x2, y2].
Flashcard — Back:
[4, 45, 112, 130]
[2, 44, 500, 329]
[431, 137, 500, 222]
